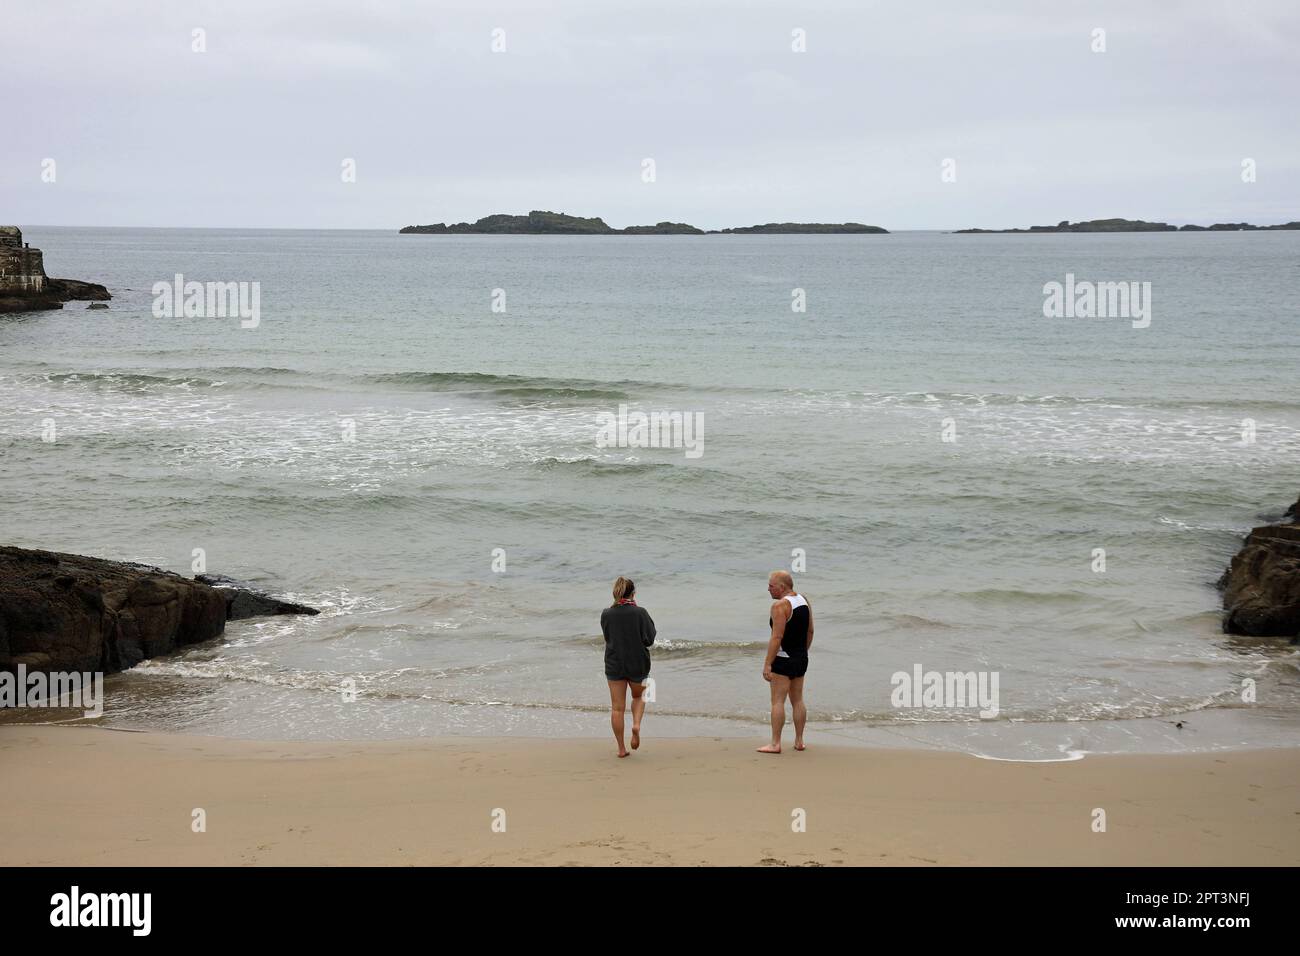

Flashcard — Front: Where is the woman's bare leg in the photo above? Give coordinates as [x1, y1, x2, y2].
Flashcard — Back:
[608, 680, 629, 757]
[630, 681, 646, 750]
[758, 675, 790, 753]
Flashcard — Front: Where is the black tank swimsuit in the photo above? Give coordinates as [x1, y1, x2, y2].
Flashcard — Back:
[770, 595, 809, 679]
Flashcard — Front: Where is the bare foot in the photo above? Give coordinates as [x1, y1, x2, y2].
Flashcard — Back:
[617, 749, 630, 758]
[631, 727, 641, 750]
[756, 744, 781, 754]
[795, 741, 806, 751]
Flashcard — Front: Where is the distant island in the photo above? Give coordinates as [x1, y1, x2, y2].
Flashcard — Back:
[399, 210, 887, 235]
[955, 217, 1300, 234]
[713, 222, 887, 234]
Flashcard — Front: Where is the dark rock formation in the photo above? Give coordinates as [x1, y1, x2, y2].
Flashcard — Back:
[196, 574, 320, 620]
[0, 547, 227, 674]
[1183, 222, 1300, 231]
[0, 227, 112, 313]
[402, 210, 614, 234]
[621, 222, 705, 235]
[957, 218, 1300, 234]
[1220, 497, 1300, 640]
[713, 222, 888, 234]
[48, 278, 111, 301]
[0, 547, 319, 676]
[956, 218, 1177, 234]
[401, 211, 888, 235]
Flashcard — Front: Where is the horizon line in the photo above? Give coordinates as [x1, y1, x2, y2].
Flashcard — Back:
[13, 220, 1300, 233]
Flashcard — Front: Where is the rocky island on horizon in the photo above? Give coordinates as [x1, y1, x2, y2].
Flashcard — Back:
[955, 217, 1300, 234]
[400, 210, 888, 235]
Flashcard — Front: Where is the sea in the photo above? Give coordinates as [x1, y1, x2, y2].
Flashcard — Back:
[2, 226, 1297, 759]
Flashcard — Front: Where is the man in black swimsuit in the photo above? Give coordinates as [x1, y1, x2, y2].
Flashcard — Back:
[759, 570, 813, 754]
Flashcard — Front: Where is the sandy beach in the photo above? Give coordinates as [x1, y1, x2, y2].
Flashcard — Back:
[3, 726, 1297, 866]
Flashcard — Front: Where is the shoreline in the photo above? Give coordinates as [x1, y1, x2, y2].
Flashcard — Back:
[3, 725, 1297, 866]
[5, 687, 1298, 760]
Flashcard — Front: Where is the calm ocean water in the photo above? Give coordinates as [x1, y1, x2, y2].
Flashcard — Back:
[3, 226, 1298, 757]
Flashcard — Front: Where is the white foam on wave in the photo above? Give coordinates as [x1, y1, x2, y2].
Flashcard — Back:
[968, 747, 1089, 763]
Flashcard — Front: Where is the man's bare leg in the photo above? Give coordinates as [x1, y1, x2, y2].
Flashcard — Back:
[758, 675, 790, 753]
[608, 680, 629, 757]
[630, 681, 646, 750]
[789, 677, 807, 750]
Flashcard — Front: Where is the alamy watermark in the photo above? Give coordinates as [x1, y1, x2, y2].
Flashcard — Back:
[596, 404, 704, 459]
[50, 886, 150, 936]
[890, 663, 1000, 719]
[1043, 273, 1151, 329]
[1, 664, 104, 718]
[152, 273, 260, 328]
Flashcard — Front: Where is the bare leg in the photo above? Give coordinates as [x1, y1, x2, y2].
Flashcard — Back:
[789, 677, 807, 750]
[758, 674, 790, 753]
[630, 681, 646, 750]
[608, 680, 629, 757]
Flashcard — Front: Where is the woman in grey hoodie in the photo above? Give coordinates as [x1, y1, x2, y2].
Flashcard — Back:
[600, 576, 656, 757]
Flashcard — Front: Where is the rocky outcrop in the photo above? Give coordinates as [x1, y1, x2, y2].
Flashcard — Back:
[196, 574, 320, 620]
[621, 221, 705, 235]
[0, 547, 227, 673]
[1220, 497, 1300, 640]
[47, 278, 111, 301]
[956, 218, 1177, 233]
[402, 211, 616, 234]
[1, 278, 114, 313]
[0, 227, 112, 314]
[956, 218, 1300, 234]
[400, 210, 889, 235]
[715, 222, 887, 234]
[0, 547, 318, 675]
[1183, 221, 1300, 231]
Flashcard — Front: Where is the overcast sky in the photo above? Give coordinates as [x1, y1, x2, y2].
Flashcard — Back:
[3, 0, 1297, 230]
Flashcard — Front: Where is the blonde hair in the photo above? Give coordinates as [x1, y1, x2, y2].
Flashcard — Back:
[769, 570, 794, 591]
[611, 576, 636, 605]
